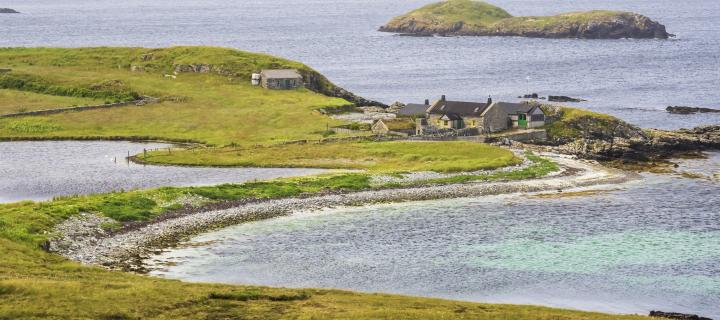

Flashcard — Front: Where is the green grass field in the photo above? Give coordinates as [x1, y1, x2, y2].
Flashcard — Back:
[139, 141, 521, 172]
[0, 47, 348, 145]
[397, 0, 512, 27]
[0, 89, 103, 115]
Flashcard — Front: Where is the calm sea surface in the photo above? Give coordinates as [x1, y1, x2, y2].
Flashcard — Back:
[2, 0, 720, 316]
[0, 141, 326, 203]
[2, 0, 720, 129]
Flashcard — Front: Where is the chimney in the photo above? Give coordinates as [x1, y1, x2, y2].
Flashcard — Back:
[424, 99, 429, 105]
[487, 95, 493, 105]
[441, 95, 446, 102]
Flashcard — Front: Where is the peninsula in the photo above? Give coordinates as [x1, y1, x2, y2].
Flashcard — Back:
[0, 46, 646, 320]
[379, 0, 671, 39]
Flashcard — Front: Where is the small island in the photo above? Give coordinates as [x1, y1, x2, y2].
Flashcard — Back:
[379, 0, 671, 39]
[0, 8, 20, 13]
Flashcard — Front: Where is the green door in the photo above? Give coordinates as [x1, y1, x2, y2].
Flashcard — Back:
[518, 114, 528, 128]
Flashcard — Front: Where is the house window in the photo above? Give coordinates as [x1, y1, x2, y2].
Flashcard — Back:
[444, 120, 448, 126]
[471, 120, 476, 127]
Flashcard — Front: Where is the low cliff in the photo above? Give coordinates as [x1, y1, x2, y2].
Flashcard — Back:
[379, 0, 671, 39]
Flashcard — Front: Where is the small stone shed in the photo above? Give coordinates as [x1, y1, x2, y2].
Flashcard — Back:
[259, 69, 304, 89]
[372, 118, 416, 136]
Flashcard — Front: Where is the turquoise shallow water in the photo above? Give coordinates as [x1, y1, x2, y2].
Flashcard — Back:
[148, 153, 720, 317]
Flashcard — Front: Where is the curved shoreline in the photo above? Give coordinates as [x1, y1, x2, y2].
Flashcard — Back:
[50, 153, 638, 270]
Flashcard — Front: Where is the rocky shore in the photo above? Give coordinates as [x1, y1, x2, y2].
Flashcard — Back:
[666, 106, 720, 114]
[538, 105, 720, 162]
[49, 154, 632, 271]
[0, 8, 19, 14]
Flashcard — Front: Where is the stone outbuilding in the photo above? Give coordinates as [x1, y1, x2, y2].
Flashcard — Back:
[259, 69, 303, 89]
[371, 118, 416, 136]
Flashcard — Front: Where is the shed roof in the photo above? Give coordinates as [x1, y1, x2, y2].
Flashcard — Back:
[397, 103, 430, 116]
[260, 69, 302, 79]
[427, 100, 490, 116]
[490, 102, 543, 115]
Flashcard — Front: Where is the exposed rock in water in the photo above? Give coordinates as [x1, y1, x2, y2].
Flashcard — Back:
[0, 8, 20, 13]
[667, 106, 720, 114]
[649, 310, 713, 320]
[548, 95, 586, 103]
[519, 93, 539, 99]
[539, 104, 720, 162]
[379, 0, 671, 39]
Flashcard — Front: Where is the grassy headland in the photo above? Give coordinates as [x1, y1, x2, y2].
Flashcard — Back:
[379, 0, 670, 39]
[0, 47, 348, 145]
[0, 47, 645, 319]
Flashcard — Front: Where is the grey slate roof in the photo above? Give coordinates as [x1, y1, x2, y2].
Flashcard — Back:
[260, 69, 303, 79]
[427, 100, 490, 116]
[397, 103, 430, 116]
[493, 102, 543, 115]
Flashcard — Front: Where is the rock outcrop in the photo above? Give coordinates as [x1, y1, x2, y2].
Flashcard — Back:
[649, 310, 713, 320]
[0, 8, 19, 13]
[548, 96, 586, 103]
[540, 104, 720, 161]
[380, 0, 671, 39]
[667, 106, 720, 114]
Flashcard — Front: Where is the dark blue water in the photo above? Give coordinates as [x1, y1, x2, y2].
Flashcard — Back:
[2, 0, 719, 129]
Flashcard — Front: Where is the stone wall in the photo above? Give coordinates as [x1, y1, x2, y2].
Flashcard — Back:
[0, 97, 156, 118]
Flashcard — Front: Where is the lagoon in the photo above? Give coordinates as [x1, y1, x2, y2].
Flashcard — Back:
[0, 141, 326, 203]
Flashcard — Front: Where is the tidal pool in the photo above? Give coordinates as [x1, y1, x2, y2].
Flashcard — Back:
[0, 141, 327, 203]
[148, 153, 720, 318]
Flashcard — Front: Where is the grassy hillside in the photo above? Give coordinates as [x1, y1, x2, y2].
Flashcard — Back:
[396, 0, 512, 27]
[0, 47, 349, 145]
